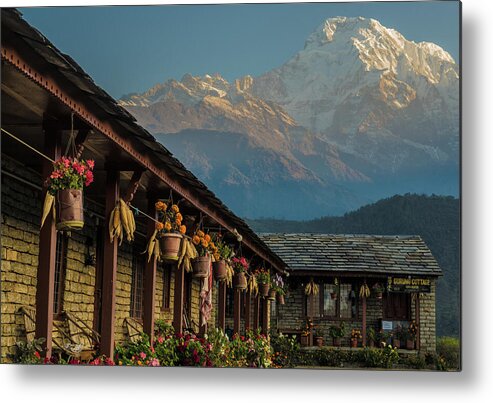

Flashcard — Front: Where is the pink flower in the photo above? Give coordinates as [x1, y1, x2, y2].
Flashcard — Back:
[148, 358, 160, 367]
[61, 157, 70, 168]
[50, 170, 62, 179]
[157, 336, 164, 344]
[139, 352, 146, 359]
[86, 159, 95, 170]
[84, 170, 94, 186]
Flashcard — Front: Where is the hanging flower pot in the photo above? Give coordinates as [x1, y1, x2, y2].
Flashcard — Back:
[268, 288, 276, 301]
[159, 233, 183, 261]
[276, 293, 285, 305]
[192, 255, 211, 278]
[213, 260, 227, 281]
[42, 157, 94, 232]
[233, 272, 247, 290]
[56, 189, 84, 231]
[258, 283, 270, 297]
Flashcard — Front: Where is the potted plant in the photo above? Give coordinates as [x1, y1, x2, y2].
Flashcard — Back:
[255, 268, 271, 297]
[272, 273, 286, 305]
[43, 156, 94, 231]
[191, 230, 215, 278]
[231, 257, 249, 290]
[376, 329, 390, 348]
[367, 327, 377, 348]
[155, 201, 186, 261]
[300, 319, 313, 347]
[372, 282, 385, 299]
[405, 321, 418, 350]
[268, 288, 277, 301]
[211, 234, 233, 281]
[314, 328, 324, 347]
[350, 328, 362, 348]
[392, 325, 404, 349]
[328, 322, 345, 347]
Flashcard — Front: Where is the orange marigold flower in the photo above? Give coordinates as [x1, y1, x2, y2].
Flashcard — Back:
[156, 222, 164, 231]
[213, 253, 220, 261]
[176, 213, 183, 221]
[171, 204, 179, 213]
[179, 225, 186, 234]
[192, 235, 200, 245]
[175, 218, 182, 226]
[201, 240, 209, 248]
[164, 221, 172, 231]
[197, 230, 205, 238]
[209, 241, 215, 249]
[204, 234, 211, 242]
[155, 201, 164, 211]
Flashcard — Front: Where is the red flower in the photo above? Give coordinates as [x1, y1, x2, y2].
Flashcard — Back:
[86, 159, 95, 170]
[139, 352, 146, 360]
[34, 351, 41, 359]
[85, 170, 94, 186]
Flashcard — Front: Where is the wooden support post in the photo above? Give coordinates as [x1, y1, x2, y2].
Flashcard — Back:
[218, 282, 226, 330]
[173, 265, 185, 334]
[100, 170, 120, 358]
[362, 295, 367, 347]
[253, 295, 260, 330]
[233, 289, 241, 335]
[35, 123, 61, 358]
[142, 196, 157, 345]
[244, 290, 251, 331]
[74, 128, 90, 159]
[123, 171, 143, 204]
[261, 298, 269, 335]
[416, 293, 421, 350]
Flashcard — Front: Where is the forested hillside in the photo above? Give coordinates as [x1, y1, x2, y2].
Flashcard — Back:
[248, 194, 460, 337]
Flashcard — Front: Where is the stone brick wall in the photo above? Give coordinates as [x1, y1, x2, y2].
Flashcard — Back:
[419, 281, 437, 352]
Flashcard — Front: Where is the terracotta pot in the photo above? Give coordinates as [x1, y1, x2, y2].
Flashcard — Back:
[330, 292, 337, 300]
[268, 288, 276, 301]
[276, 293, 285, 305]
[332, 337, 341, 347]
[315, 336, 324, 347]
[213, 260, 227, 281]
[259, 283, 270, 297]
[350, 338, 358, 348]
[192, 256, 211, 278]
[233, 272, 247, 290]
[159, 233, 183, 261]
[406, 340, 415, 350]
[393, 339, 401, 349]
[300, 334, 310, 347]
[56, 189, 84, 231]
[368, 339, 375, 348]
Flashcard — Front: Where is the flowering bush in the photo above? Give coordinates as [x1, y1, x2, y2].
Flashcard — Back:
[270, 333, 300, 368]
[231, 256, 249, 274]
[46, 157, 94, 194]
[351, 329, 362, 341]
[155, 200, 186, 235]
[114, 334, 159, 366]
[12, 338, 45, 364]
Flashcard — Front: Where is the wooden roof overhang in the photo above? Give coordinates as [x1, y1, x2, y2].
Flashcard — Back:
[1, 9, 286, 274]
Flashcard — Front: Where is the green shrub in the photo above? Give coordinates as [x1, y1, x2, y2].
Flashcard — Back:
[436, 337, 460, 370]
[154, 320, 174, 338]
[359, 345, 400, 368]
[270, 333, 300, 368]
[12, 338, 45, 364]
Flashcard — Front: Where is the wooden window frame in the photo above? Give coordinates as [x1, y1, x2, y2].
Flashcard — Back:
[305, 280, 360, 321]
[161, 264, 172, 312]
[53, 232, 68, 318]
[130, 254, 145, 320]
[383, 292, 412, 321]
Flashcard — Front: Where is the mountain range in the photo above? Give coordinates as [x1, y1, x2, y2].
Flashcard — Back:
[119, 17, 459, 219]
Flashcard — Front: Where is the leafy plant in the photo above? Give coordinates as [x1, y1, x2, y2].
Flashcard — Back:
[211, 233, 234, 261]
[231, 256, 249, 274]
[13, 338, 45, 364]
[46, 157, 94, 194]
[328, 322, 345, 339]
[436, 336, 460, 370]
[359, 344, 400, 368]
[255, 268, 270, 285]
[270, 333, 300, 368]
[367, 327, 377, 342]
[154, 320, 174, 338]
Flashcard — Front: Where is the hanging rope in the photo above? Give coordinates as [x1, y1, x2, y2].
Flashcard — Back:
[1, 127, 55, 163]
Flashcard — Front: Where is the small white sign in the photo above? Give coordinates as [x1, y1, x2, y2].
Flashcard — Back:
[382, 320, 393, 331]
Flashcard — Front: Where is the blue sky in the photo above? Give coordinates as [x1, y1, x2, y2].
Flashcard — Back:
[20, 1, 460, 99]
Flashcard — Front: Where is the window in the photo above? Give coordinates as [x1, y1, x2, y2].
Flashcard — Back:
[130, 255, 145, 319]
[161, 264, 171, 311]
[53, 232, 68, 316]
[226, 287, 234, 317]
[306, 280, 359, 320]
[383, 293, 411, 320]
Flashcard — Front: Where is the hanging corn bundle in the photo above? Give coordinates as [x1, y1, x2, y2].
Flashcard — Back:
[304, 278, 319, 296]
[247, 272, 258, 296]
[144, 228, 162, 262]
[359, 283, 371, 298]
[177, 236, 198, 273]
[41, 193, 56, 228]
[108, 199, 136, 245]
[224, 262, 234, 288]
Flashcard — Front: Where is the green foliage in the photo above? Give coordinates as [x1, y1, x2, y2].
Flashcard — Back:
[270, 333, 300, 368]
[436, 336, 460, 370]
[248, 194, 460, 337]
[359, 345, 400, 368]
[328, 322, 345, 339]
[367, 327, 377, 342]
[13, 338, 45, 364]
[154, 320, 174, 338]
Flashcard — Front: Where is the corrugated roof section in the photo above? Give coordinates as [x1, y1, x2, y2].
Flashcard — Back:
[259, 234, 442, 276]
